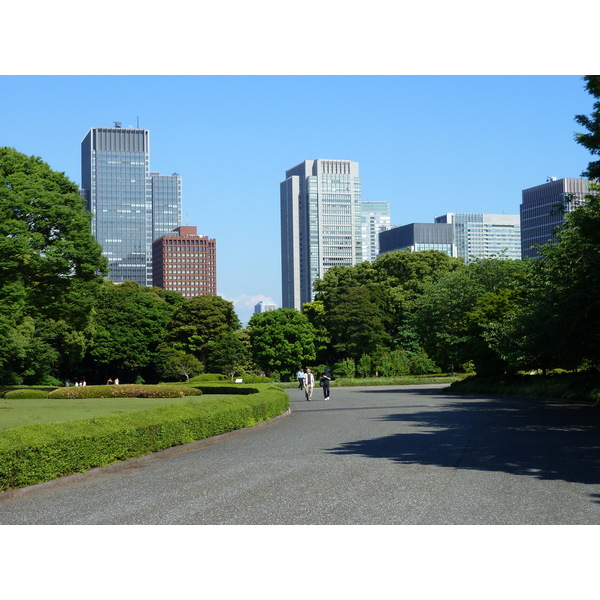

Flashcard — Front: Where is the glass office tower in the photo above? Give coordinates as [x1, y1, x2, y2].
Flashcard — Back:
[435, 213, 521, 263]
[81, 125, 181, 286]
[281, 159, 362, 310]
[379, 223, 455, 257]
[520, 178, 589, 259]
[361, 201, 391, 262]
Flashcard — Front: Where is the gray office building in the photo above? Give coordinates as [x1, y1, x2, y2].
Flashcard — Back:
[520, 178, 589, 259]
[379, 223, 455, 257]
[281, 159, 362, 310]
[81, 124, 181, 286]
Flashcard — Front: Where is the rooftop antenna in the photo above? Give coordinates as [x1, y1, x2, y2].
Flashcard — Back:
[136, 117, 139, 128]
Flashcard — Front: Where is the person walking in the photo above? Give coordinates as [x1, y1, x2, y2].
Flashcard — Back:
[304, 368, 315, 401]
[321, 368, 331, 401]
[297, 368, 305, 389]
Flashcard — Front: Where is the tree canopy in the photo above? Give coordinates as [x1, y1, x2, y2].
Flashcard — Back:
[248, 308, 316, 378]
[164, 294, 240, 364]
[0, 148, 107, 384]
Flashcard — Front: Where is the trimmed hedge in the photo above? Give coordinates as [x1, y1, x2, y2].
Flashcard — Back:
[49, 384, 202, 400]
[187, 374, 229, 383]
[192, 383, 258, 395]
[0, 385, 289, 492]
[4, 389, 50, 399]
[0, 386, 56, 399]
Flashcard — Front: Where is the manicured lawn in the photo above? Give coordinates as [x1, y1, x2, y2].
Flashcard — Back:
[0, 395, 229, 431]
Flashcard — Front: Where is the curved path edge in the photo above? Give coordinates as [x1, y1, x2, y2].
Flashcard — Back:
[0, 408, 292, 502]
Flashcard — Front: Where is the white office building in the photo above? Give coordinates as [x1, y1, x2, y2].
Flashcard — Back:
[434, 213, 521, 263]
[361, 201, 391, 262]
[281, 159, 362, 310]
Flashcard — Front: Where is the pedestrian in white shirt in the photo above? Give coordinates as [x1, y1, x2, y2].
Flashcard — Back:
[304, 368, 314, 401]
[297, 369, 305, 389]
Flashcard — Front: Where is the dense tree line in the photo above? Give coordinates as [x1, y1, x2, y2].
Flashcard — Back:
[2, 77, 600, 385]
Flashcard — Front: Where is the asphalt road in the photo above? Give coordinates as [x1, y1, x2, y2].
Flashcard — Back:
[1, 384, 600, 524]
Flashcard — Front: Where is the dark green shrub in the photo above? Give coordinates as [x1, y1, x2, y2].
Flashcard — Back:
[193, 384, 257, 395]
[187, 374, 229, 383]
[4, 389, 50, 399]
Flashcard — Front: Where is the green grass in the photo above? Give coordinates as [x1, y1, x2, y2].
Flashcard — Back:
[0, 395, 230, 431]
[275, 374, 465, 388]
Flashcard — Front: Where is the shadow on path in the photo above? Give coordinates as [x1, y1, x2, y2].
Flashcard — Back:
[326, 394, 600, 487]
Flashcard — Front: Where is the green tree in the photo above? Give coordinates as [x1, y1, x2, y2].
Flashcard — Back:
[155, 346, 204, 382]
[85, 281, 183, 383]
[313, 250, 464, 360]
[574, 75, 600, 179]
[205, 331, 251, 379]
[410, 258, 528, 374]
[302, 301, 330, 364]
[164, 295, 240, 363]
[498, 195, 600, 373]
[494, 75, 600, 373]
[327, 285, 391, 361]
[0, 148, 107, 383]
[248, 308, 316, 379]
[356, 354, 372, 378]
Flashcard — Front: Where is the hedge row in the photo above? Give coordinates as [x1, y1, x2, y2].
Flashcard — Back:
[48, 384, 202, 400]
[4, 389, 50, 399]
[0, 385, 289, 492]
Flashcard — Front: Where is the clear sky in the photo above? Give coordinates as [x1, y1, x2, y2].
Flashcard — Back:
[1, 75, 594, 323]
[2, 4, 598, 324]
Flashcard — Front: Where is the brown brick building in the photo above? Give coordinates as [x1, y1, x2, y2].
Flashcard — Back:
[152, 226, 217, 297]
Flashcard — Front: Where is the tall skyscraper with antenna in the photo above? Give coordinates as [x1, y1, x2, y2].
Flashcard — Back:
[81, 123, 181, 286]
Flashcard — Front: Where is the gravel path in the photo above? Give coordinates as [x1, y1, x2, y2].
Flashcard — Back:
[1, 384, 600, 524]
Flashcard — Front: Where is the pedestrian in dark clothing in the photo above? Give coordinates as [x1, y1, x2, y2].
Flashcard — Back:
[321, 368, 331, 400]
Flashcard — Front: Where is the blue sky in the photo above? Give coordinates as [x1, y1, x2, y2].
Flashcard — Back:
[1, 75, 594, 323]
[2, 2, 598, 324]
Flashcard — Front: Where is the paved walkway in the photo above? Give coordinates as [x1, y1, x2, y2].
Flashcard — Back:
[1, 384, 600, 524]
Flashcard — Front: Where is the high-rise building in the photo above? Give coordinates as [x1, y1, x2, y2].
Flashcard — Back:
[361, 201, 391, 262]
[379, 223, 455, 257]
[520, 177, 589, 259]
[151, 172, 182, 242]
[281, 159, 362, 310]
[435, 213, 521, 263]
[254, 300, 278, 313]
[81, 124, 181, 286]
[152, 226, 216, 298]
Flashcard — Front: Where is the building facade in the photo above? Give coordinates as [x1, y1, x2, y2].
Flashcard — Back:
[281, 159, 362, 310]
[361, 201, 391, 262]
[81, 124, 181, 286]
[379, 223, 455, 257]
[254, 300, 278, 313]
[520, 178, 589, 259]
[152, 226, 216, 298]
[435, 213, 521, 263]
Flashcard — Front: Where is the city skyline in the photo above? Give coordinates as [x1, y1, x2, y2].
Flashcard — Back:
[81, 125, 183, 287]
[1, 75, 595, 323]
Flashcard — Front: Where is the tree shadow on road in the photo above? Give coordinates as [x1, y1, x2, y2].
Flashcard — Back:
[326, 394, 600, 487]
